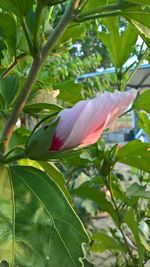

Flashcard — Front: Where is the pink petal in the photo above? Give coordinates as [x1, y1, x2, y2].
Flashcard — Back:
[50, 90, 137, 151]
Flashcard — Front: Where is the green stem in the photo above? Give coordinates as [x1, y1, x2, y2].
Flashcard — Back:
[21, 17, 35, 56]
[1, 152, 27, 164]
[0, 53, 27, 78]
[33, 2, 44, 52]
[0, 0, 80, 152]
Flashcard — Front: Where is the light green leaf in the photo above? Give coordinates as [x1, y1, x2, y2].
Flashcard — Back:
[80, 0, 116, 17]
[53, 80, 83, 104]
[117, 140, 150, 173]
[58, 24, 85, 45]
[0, 165, 89, 266]
[133, 89, 150, 113]
[100, 17, 138, 68]
[124, 11, 150, 28]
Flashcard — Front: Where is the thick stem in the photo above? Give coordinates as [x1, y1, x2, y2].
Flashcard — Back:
[0, 0, 80, 152]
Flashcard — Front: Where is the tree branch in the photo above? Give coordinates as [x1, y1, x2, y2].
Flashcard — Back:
[0, 0, 80, 152]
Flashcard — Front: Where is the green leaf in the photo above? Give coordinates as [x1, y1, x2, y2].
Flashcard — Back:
[0, 75, 19, 110]
[53, 80, 83, 105]
[91, 231, 123, 253]
[0, 0, 34, 16]
[18, 159, 72, 204]
[137, 111, 150, 138]
[124, 11, 150, 28]
[73, 183, 119, 225]
[117, 140, 150, 173]
[131, 20, 150, 47]
[9, 127, 30, 150]
[0, 165, 89, 266]
[100, 17, 138, 68]
[80, 0, 116, 17]
[124, 209, 145, 265]
[133, 89, 150, 113]
[0, 14, 17, 58]
[58, 24, 85, 45]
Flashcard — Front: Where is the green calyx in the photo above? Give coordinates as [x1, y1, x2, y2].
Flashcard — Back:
[25, 118, 59, 160]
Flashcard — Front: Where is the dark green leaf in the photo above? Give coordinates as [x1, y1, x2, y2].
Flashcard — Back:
[0, 14, 16, 58]
[0, 75, 19, 109]
[39, 161, 72, 204]
[83, 260, 94, 267]
[117, 140, 150, 173]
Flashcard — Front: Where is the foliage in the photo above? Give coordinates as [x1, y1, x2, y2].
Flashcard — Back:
[0, 0, 150, 266]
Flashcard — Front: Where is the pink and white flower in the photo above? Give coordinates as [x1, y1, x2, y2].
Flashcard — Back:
[49, 90, 137, 151]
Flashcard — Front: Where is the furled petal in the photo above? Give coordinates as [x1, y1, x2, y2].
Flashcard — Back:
[50, 90, 137, 151]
